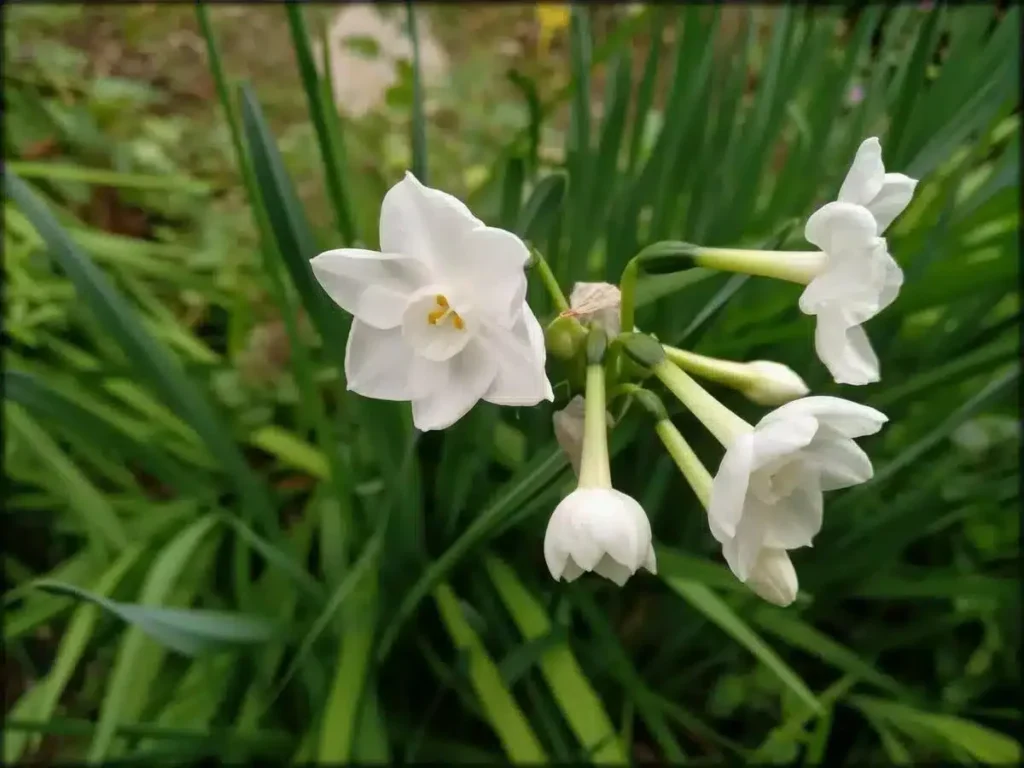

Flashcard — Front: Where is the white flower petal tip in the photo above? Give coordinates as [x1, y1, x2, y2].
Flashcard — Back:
[801, 137, 916, 385]
[544, 488, 656, 587]
[744, 548, 798, 607]
[567, 282, 622, 338]
[314, 174, 553, 430]
[710, 395, 885, 588]
[742, 361, 811, 405]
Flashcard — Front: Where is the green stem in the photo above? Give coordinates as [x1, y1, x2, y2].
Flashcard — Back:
[655, 420, 712, 509]
[578, 364, 612, 489]
[531, 249, 570, 313]
[696, 248, 826, 285]
[653, 360, 752, 447]
[663, 346, 755, 390]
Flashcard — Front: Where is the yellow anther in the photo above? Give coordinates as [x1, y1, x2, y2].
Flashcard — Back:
[426, 294, 465, 330]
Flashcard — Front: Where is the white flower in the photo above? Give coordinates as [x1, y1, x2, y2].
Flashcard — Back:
[567, 282, 621, 338]
[544, 488, 657, 586]
[708, 396, 887, 583]
[742, 361, 811, 406]
[311, 172, 553, 431]
[799, 138, 917, 385]
[744, 547, 799, 607]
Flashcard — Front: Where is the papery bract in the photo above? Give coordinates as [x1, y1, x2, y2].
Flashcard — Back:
[311, 172, 553, 431]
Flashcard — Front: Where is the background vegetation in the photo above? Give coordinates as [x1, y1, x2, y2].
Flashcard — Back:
[3, 3, 1020, 764]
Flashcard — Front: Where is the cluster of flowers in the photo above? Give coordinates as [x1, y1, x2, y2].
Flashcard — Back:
[311, 137, 917, 606]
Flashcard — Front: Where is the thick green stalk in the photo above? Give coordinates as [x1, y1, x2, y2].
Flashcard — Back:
[652, 360, 752, 447]
[654, 420, 713, 508]
[578, 364, 612, 489]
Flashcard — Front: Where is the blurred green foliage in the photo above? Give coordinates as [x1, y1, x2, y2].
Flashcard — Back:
[3, 3, 1020, 764]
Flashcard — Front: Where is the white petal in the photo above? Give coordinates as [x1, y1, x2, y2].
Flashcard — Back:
[401, 288, 473, 362]
[867, 173, 917, 234]
[709, 431, 755, 539]
[311, 248, 428, 329]
[876, 244, 904, 311]
[804, 201, 880, 256]
[731, 508, 767, 581]
[344, 320, 443, 401]
[763, 471, 822, 549]
[744, 548, 798, 606]
[808, 429, 875, 490]
[814, 313, 881, 386]
[481, 309, 554, 407]
[560, 558, 586, 582]
[749, 416, 819, 471]
[837, 137, 885, 207]
[379, 172, 483, 273]
[553, 396, 587, 477]
[450, 226, 531, 326]
[771, 395, 887, 439]
[410, 340, 497, 431]
[743, 361, 810, 406]
[593, 554, 633, 586]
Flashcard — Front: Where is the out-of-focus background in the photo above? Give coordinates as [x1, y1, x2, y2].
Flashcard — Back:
[3, 3, 1020, 764]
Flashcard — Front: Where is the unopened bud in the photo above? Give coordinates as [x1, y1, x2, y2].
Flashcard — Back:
[568, 282, 621, 338]
[745, 548, 798, 607]
[545, 315, 587, 361]
[741, 361, 810, 406]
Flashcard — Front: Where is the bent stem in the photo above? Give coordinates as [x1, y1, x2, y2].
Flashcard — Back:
[578, 363, 612, 489]
[654, 419, 712, 509]
[696, 248, 827, 285]
[652, 360, 752, 447]
[530, 248, 570, 313]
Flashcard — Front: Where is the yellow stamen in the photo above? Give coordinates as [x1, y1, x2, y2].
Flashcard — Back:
[426, 294, 465, 331]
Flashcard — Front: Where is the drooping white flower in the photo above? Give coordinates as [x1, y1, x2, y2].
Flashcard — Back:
[708, 396, 887, 582]
[566, 282, 621, 338]
[742, 361, 811, 406]
[544, 488, 657, 586]
[799, 138, 917, 385]
[544, 356, 656, 586]
[311, 172, 553, 431]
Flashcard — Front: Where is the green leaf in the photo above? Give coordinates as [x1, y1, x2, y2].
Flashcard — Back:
[663, 578, 820, 714]
[485, 555, 626, 763]
[433, 581, 547, 763]
[285, 3, 355, 242]
[4, 172, 278, 534]
[405, 0, 428, 183]
[851, 695, 1022, 764]
[33, 580, 277, 657]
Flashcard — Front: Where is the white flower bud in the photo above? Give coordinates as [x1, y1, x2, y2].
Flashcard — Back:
[544, 488, 657, 586]
[741, 361, 811, 405]
[744, 547, 799, 606]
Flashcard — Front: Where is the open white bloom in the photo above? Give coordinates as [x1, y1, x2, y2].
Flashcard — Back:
[567, 282, 621, 338]
[545, 488, 657, 586]
[311, 172, 553, 431]
[800, 138, 918, 385]
[742, 361, 811, 406]
[708, 396, 887, 582]
[545, 359, 656, 586]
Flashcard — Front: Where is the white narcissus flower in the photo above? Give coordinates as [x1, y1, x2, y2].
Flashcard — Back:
[800, 137, 918, 385]
[567, 282, 622, 338]
[311, 172, 553, 432]
[545, 488, 657, 586]
[545, 363, 656, 586]
[707, 396, 887, 584]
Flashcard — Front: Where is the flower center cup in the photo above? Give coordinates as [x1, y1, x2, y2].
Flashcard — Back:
[402, 288, 473, 362]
